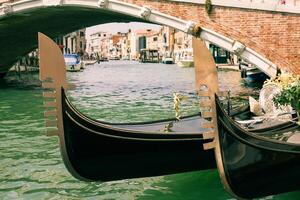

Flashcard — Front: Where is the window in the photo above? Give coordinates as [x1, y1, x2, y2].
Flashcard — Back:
[153, 37, 158, 42]
[80, 31, 85, 37]
[80, 41, 83, 48]
[163, 33, 167, 43]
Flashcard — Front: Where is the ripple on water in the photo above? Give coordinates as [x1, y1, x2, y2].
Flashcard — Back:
[1, 61, 298, 199]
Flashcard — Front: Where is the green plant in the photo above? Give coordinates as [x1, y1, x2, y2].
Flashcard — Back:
[205, 0, 212, 15]
[271, 74, 300, 125]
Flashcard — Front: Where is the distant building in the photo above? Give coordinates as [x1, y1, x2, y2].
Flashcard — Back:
[109, 34, 123, 59]
[55, 29, 86, 56]
[86, 31, 111, 59]
[172, 30, 193, 63]
[129, 29, 158, 60]
[100, 37, 110, 59]
[145, 26, 174, 60]
[120, 31, 131, 60]
[173, 30, 192, 52]
[158, 26, 174, 57]
[146, 32, 159, 50]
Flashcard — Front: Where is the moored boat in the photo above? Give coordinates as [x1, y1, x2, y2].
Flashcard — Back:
[162, 57, 174, 64]
[177, 59, 194, 68]
[175, 48, 194, 68]
[139, 49, 160, 63]
[64, 54, 83, 72]
[215, 95, 300, 199]
[193, 37, 300, 199]
[162, 51, 174, 64]
[39, 33, 217, 181]
[41, 33, 276, 182]
[82, 60, 97, 66]
[240, 61, 269, 83]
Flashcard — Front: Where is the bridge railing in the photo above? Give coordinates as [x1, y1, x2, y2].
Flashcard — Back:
[1, 0, 300, 11]
[250, 0, 300, 6]
[168, 0, 300, 14]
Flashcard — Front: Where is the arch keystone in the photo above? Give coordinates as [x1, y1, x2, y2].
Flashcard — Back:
[43, 0, 63, 6]
[231, 40, 246, 55]
[140, 6, 151, 19]
[98, 0, 109, 8]
[1, 3, 12, 14]
[185, 21, 196, 34]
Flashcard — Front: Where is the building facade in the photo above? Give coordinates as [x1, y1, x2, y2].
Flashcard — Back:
[86, 31, 111, 59]
[55, 29, 86, 56]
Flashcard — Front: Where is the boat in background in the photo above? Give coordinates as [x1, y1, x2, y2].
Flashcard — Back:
[99, 57, 109, 62]
[162, 51, 174, 64]
[139, 49, 160, 63]
[239, 61, 269, 83]
[64, 54, 83, 72]
[175, 48, 194, 67]
[162, 57, 174, 64]
[82, 60, 97, 66]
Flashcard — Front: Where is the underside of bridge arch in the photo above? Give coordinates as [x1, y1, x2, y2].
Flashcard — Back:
[0, 6, 147, 73]
[0, 0, 286, 77]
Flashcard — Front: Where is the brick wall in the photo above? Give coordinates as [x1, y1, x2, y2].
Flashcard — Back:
[122, 0, 299, 74]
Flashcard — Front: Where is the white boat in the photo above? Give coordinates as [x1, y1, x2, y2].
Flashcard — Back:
[174, 49, 194, 67]
[177, 59, 194, 68]
[64, 54, 83, 72]
[82, 60, 97, 66]
[162, 57, 174, 64]
[162, 51, 174, 64]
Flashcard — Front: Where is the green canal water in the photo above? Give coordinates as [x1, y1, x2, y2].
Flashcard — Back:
[0, 61, 299, 199]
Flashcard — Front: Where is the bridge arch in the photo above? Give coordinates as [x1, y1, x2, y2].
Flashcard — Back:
[0, 0, 278, 77]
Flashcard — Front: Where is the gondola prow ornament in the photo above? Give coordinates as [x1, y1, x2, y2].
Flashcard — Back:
[38, 33, 217, 181]
[193, 38, 300, 199]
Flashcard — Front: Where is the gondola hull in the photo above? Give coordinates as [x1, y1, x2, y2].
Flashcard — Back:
[61, 88, 216, 181]
[215, 97, 300, 199]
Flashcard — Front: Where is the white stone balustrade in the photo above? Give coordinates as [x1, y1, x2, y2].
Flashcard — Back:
[1, 0, 300, 11]
[170, 0, 300, 14]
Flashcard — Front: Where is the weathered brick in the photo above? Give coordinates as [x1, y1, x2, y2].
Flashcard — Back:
[121, 0, 299, 74]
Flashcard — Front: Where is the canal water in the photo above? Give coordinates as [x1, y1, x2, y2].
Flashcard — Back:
[0, 61, 299, 199]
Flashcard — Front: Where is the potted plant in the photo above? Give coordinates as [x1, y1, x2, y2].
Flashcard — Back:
[269, 73, 300, 125]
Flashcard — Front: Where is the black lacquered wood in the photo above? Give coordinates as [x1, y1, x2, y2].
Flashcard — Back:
[60, 88, 216, 181]
[215, 96, 300, 199]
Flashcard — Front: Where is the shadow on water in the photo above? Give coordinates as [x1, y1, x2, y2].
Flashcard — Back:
[241, 79, 265, 90]
[0, 72, 41, 90]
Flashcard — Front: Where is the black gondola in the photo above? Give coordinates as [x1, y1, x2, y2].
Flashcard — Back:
[192, 37, 300, 199]
[214, 95, 300, 199]
[39, 33, 221, 181]
[61, 88, 218, 181]
[39, 32, 299, 184]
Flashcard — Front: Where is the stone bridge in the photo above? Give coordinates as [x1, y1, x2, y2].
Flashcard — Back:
[0, 0, 299, 75]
